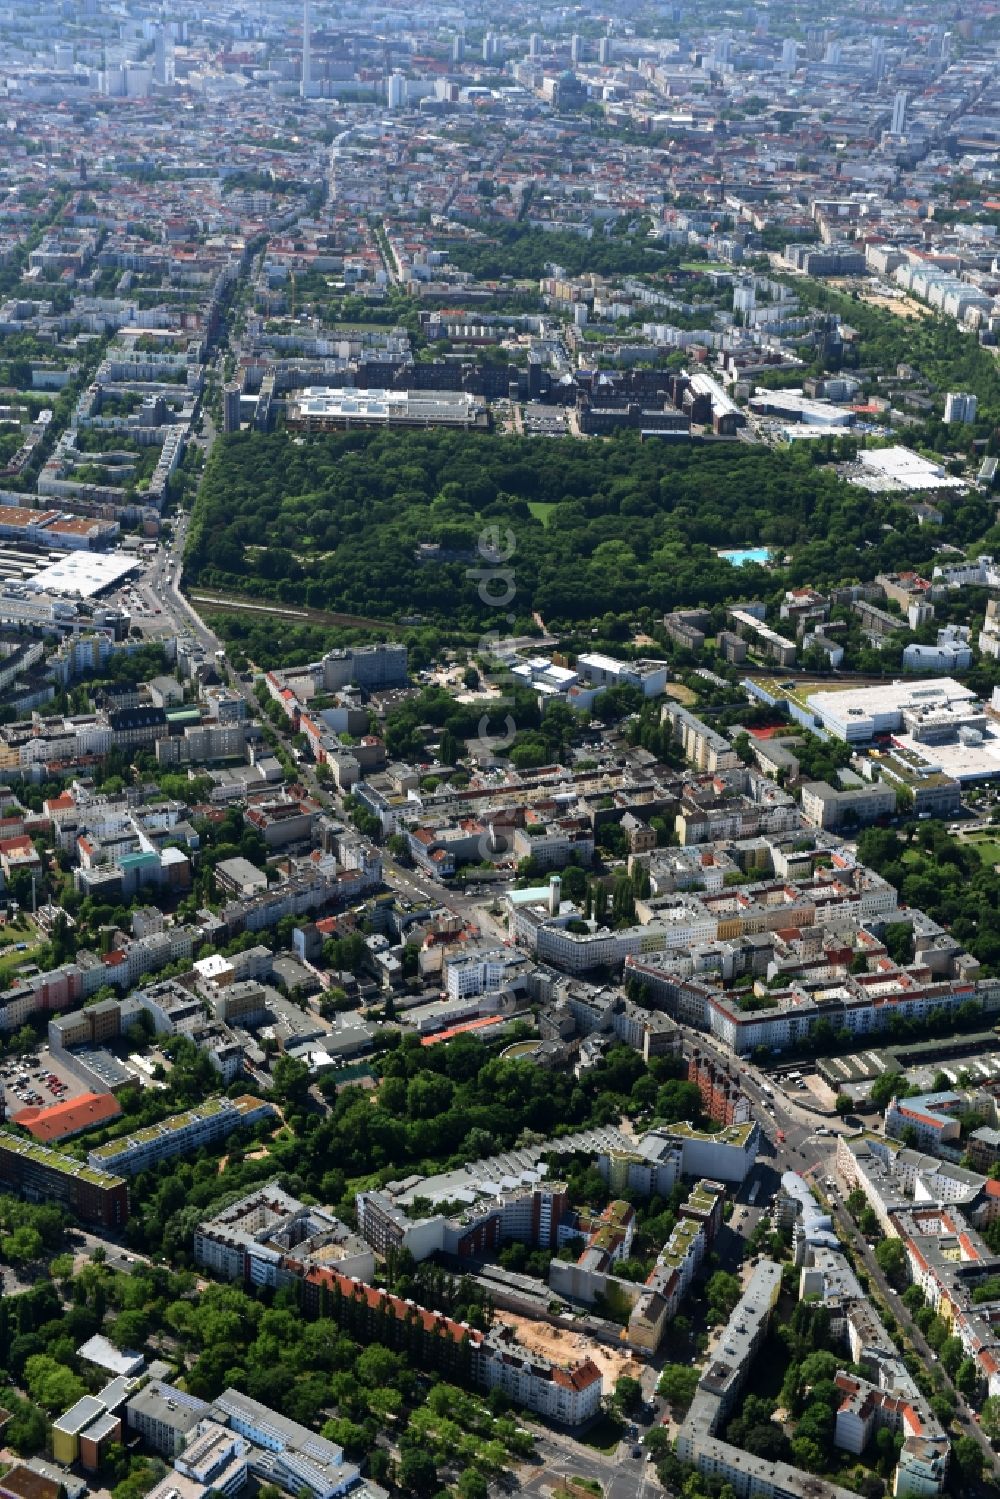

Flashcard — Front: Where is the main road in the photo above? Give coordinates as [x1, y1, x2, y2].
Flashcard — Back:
[517, 1426, 658, 1499]
[156, 507, 222, 656]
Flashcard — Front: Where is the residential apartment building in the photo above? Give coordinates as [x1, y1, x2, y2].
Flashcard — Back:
[518, 859, 894, 992]
[902, 627, 973, 673]
[319, 643, 408, 692]
[675, 770, 799, 845]
[727, 608, 797, 668]
[885, 1091, 963, 1152]
[408, 819, 492, 879]
[661, 701, 739, 773]
[194, 1182, 374, 1289]
[156, 721, 248, 767]
[549, 1182, 723, 1353]
[300, 1261, 602, 1425]
[511, 817, 595, 871]
[800, 779, 897, 831]
[356, 1179, 571, 1264]
[833, 1372, 950, 1495]
[0, 1133, 128, 1228]
[476, 1332, 602, 1425]
[673, 1261, 860, 1499]
[686, 1051, 752, 1125]
[88, 1096, 276, 1177]
[245, 796, 317, 849]
[134, 979, 205, 1036]
[663, 611, 707, 653]
[837, 1134, 1000, 1426]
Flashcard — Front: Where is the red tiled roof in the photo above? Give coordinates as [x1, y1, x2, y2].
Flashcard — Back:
[303, 1265, 484, 1346]
[12, 1091, 121, 1142]
[0, 835, 33, 854]
[552, 1358, 602, 1391]
[421, 1016, 505, 1047]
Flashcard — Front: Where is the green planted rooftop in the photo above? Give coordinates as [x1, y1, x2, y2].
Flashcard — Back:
[660, 1217, 701, 1268]
[0, 1130, 125, 1188]
[666, 1120, 756, 1146]
[89, 1094, 238, 1160]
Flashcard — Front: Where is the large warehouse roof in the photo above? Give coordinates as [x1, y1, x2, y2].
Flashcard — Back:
[26, 551, 138, 598]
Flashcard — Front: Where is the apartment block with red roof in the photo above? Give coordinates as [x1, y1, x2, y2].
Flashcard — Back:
[300, 1264, 602, 1425]
[687, 1049, 752, 1127]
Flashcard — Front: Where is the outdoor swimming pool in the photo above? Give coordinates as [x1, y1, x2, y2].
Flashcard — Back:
[718, 547, 772, 567]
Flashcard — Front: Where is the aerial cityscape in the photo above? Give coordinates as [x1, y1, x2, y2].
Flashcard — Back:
[0, 4, 998, 1499]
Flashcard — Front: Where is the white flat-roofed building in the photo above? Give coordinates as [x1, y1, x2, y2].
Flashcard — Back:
[208, 1389, 359, 1499]
[507, 652, 667, 708]
[173, 1421, 247, 1498]
[287, 387, 487, 431]
[749, 389, 855, 426]
[77, 1334, 145, 1378]
[855, 446, 965, 493]
[445, 947, 530, 1000]
[892, 717, 1000, 782]
[193, 953, 233, 985]
[575, 653, 668, 697]
[903, 638, 973, 672]
[509, 657, 580, 697]
[27, 551, 138, 598]
[935, 555, 1000, 589]
[806, 681, 1000, 783]
[143, 1474, 206, 1499]
[806, 678, 976, 742]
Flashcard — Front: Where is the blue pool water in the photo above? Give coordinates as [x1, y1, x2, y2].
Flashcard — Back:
[718, 547, 772, 568]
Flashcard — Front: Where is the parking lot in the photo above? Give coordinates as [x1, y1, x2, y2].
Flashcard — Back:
[1, 1044, 95, 1113]
[112, 553, 168, 629]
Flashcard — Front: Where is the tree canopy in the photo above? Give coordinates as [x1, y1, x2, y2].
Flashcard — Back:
[185, 429, 975, 649]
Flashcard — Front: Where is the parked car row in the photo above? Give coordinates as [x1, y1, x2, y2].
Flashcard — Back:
[0, 1055, 68, 1107]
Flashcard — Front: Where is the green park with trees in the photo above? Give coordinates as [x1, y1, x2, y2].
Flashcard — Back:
[184, 428, 995, 665]
[857, 821, 1000, 973]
